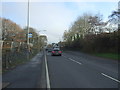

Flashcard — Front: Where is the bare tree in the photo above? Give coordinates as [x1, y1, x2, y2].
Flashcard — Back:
[108, 1, 120, 30]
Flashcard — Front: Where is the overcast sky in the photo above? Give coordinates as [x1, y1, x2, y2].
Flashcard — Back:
[1, 0, 118, 44]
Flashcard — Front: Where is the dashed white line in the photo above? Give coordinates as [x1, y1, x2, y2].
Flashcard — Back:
[101, 73, 120, 83]
[63, 55, 82, 65]
[63, 55, 120, 84]
[62, 55, 67, 58]
[69, 58, 82, 65]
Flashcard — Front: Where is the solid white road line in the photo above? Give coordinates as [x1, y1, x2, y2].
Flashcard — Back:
[101, 73, 120, 83]
[69, 58, 82, 65]
[45, 53, 51, 89]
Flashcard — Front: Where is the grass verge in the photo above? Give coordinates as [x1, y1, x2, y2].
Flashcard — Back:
[92, 53, 119, 60]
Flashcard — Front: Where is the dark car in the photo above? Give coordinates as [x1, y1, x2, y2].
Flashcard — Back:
[47, 48, 53, 52]
[51, 49, 62, 56]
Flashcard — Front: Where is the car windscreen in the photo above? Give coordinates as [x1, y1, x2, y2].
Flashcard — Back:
[53, 50, 60, 51]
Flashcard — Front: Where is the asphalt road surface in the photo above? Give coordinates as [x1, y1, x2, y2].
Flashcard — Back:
[2, 50, 119, 89]
[46, 51, 119, 88]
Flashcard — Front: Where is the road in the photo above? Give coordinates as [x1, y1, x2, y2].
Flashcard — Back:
[46, 51, 119, 88]
[2, 50, 119, 89]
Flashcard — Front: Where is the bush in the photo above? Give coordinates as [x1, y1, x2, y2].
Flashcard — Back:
[64, 30, 119, 54]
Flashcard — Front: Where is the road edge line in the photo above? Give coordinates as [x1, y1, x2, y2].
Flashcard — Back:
[45, 52, 51, 89]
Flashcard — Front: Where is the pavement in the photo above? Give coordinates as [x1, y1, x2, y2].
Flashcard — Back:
[2, 52, 43, 88]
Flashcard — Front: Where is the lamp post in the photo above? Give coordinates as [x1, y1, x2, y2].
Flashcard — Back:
[26, 0, 30, 60]
[27, 0, 30, 52]
[27, 0, 30, 46]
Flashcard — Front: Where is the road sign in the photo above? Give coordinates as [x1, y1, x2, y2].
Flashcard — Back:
[28, 33, 32, 38]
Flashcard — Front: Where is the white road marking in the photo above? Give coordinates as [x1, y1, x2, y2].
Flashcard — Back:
[45, 53, 51, 89]
[69, 58, 82, 65]
[63, 55, 82, 65]
[62, 55, 67, 58]
[101, 73, 120, 83]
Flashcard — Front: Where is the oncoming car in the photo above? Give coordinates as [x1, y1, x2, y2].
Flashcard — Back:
[51, 49, 62, 56]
